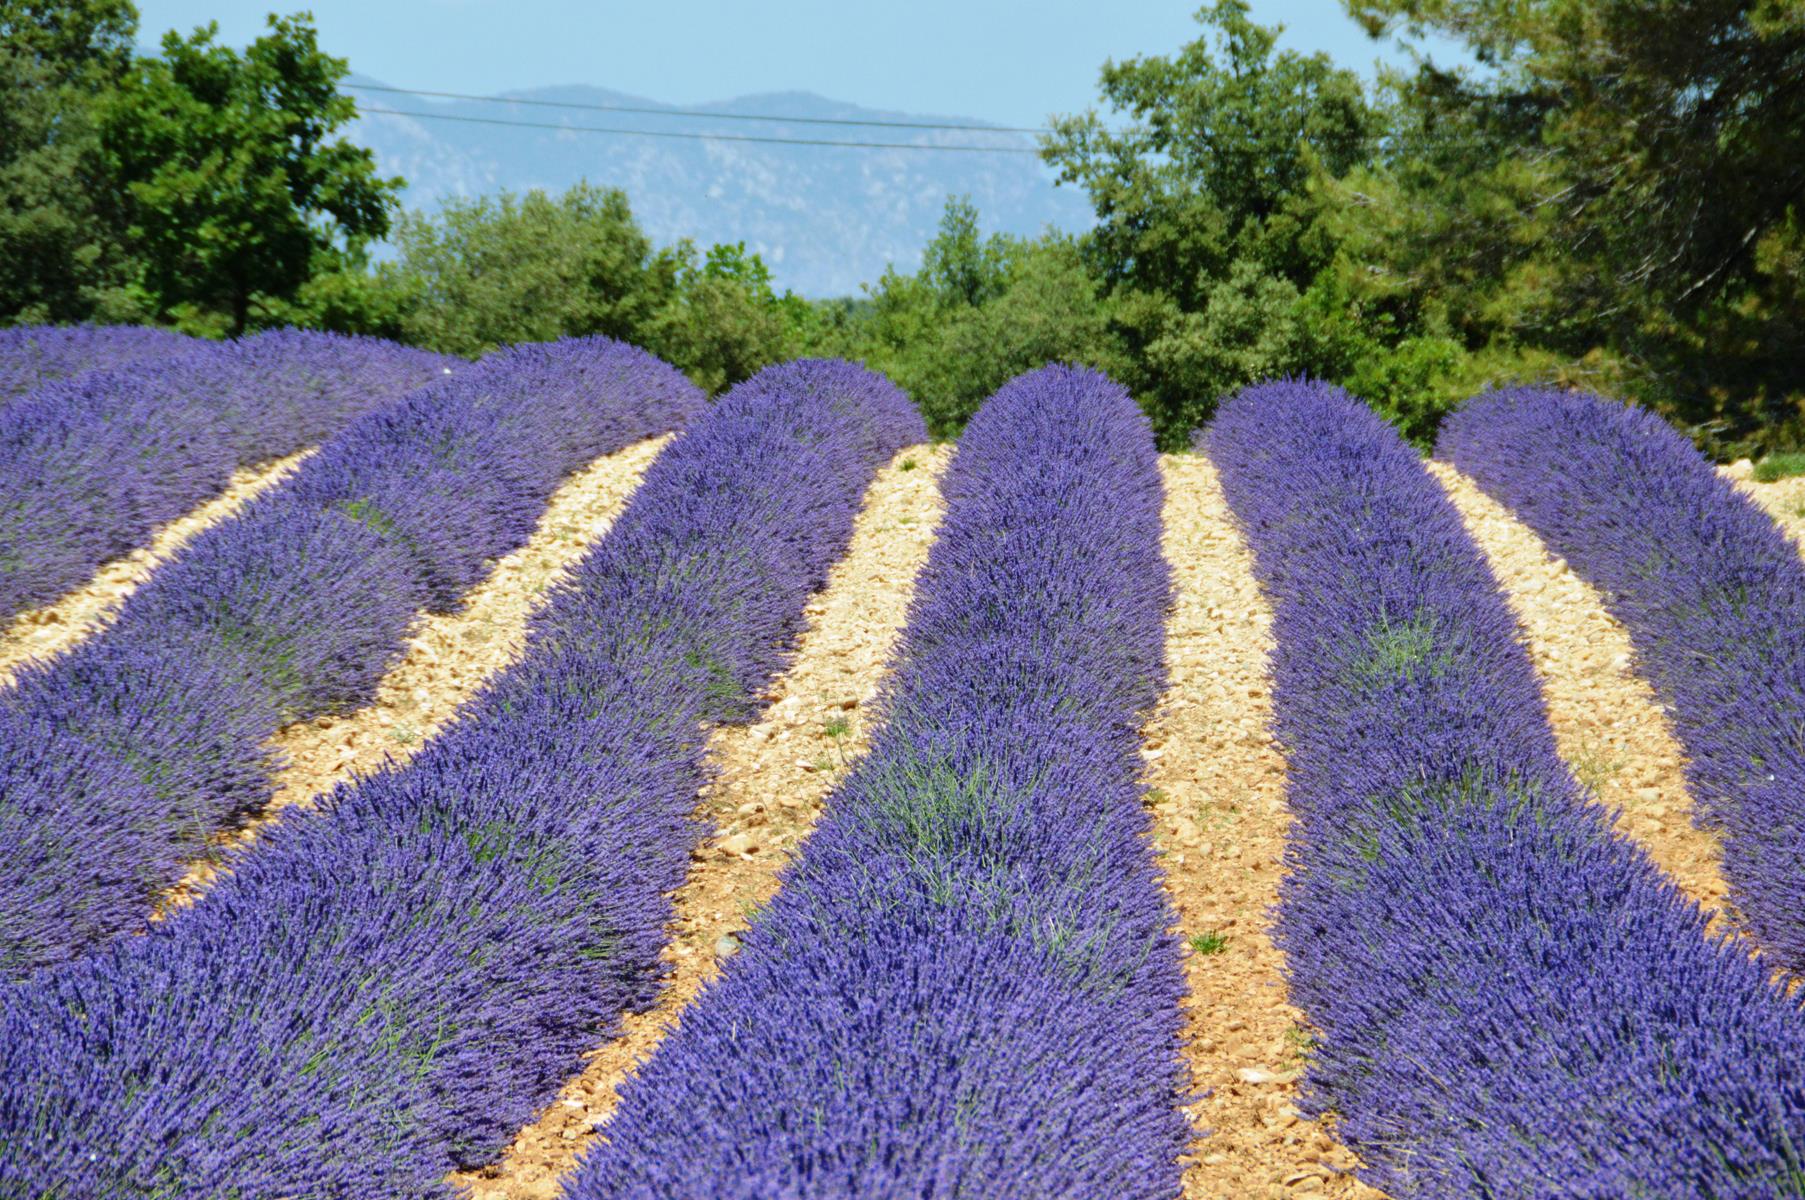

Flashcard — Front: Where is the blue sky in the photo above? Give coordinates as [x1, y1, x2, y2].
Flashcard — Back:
[132, 1, 1458, 128]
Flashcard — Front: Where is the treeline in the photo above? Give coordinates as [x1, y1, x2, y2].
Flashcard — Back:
[4, 1, 1801, 457]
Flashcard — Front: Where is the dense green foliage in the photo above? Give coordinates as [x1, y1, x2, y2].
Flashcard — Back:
[3, 0, 1800, 455]
[1, 4, 396, 334]
[287, 183, 816, 396]
[105, 15, 398, 334]
[0, 1, 141, 323]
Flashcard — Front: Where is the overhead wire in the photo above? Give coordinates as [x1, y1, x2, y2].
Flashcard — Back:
[353, 106, 1048, 154]
[345, 82, 1053, 135]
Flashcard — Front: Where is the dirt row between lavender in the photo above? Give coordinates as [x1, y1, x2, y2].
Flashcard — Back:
[1145, 453, 1377, 1200]
[0, 448, 315, 688]
[452, 448, 1792, 1200]
[1726, 460, 1805, 550]
[450, 444, 951, 1199]
[1428, 463, 1731, 922]
[161, 434, 672, 912]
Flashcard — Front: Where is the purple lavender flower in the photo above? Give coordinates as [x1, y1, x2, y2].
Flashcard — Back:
[570, 365, 1190, 1199]
[0, 324, 194, 399]
[0, 337, 705, 975]
[0, 359, 922, 1198]
[1207, 380, 1805, 1197]
[1439, 387, 1805, 973]
[0, 329, 454, 622]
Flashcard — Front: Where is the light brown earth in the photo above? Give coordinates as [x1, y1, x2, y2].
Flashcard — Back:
[1146, 454, 1377, 1200]
[0, 448, 313, 688]
[160, 435, 671, 913]
[451, 444, 950, 1200]
[1724, 460, 1805, 553]
[1429, 463, 1733, 924]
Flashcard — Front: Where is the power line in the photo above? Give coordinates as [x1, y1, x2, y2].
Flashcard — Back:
[355, 106, 1046, 154]
[345, 82, 1051, 136]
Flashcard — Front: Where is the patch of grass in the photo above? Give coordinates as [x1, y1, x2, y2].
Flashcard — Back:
[1752, 452, 1805, 483]
[821, 715, 852, 768]
[338, 496, 397, 537]
[1188, 929, 1229, 955]
[388, 724, 420, 746]
[1284, 1023, 1318, 1066]
[1346, 610, 1455, 687]
[899, 457, 918, 472]
[1569, 742, 1623, 795]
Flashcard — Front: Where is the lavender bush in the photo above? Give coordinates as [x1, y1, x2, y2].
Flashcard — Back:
[0, 371, 234, 616]
[0, 323, 193, 399]
[571, 365, 1189, 1199]
[1439, 387, 1805, 973]
[1206, 380, 1805, 1196]
[186, 328, 457, 466]
[0, 359, 922, 1197]
[0, 329, 453, 621]
[0, 337, 705, 975]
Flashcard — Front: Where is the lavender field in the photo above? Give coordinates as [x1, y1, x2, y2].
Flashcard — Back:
[2, 325, 1804, 1199]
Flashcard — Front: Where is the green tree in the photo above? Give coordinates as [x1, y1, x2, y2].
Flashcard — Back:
[1044, 1, 1375, 307]
[382, 182, 680, 358]
[821, 199, 1123, 438]
[1344, 0, 1805, 453]
[99, 13, 398, 334]
[647, 241, 810, 394]
[1042, 1, 1388, 445]
[0, 0, 142, 324]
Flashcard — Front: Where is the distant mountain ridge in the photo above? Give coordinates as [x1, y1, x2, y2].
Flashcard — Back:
[345, 76, 1094, 298]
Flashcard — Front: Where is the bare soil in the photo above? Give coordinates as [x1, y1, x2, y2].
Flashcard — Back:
[1430, 463, 1732, 924]
[0, 448, 314, 688]
[1724, 460, 1805, 553]
[1146, 454, 1378, 1200]
[160, 435, 670, 913]
[450, 445, 950, 1200]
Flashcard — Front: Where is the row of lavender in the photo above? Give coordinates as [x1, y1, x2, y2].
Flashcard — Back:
[0, 337, 705, 975]
[1206, 382, 1805, 1196]
[575, 367, 1189, 1198]
[1440, 390, 1805, 974]
[0, 323, 192, 399]
[0, 327, 455, 619]
[0, 361, 923, 1196]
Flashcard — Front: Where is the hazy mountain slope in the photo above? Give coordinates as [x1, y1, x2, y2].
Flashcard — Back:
[346, 77, 1094, 297]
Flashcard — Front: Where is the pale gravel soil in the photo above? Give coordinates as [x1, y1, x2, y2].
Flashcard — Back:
[1146, 454, 1378, 1200]
[1430, 463, 1734, 927]
[158, 435, 671, 915]
[1724, 460, 1805, 556]
[449, 444, 951, 1200]
[0, 448, 315, 689]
